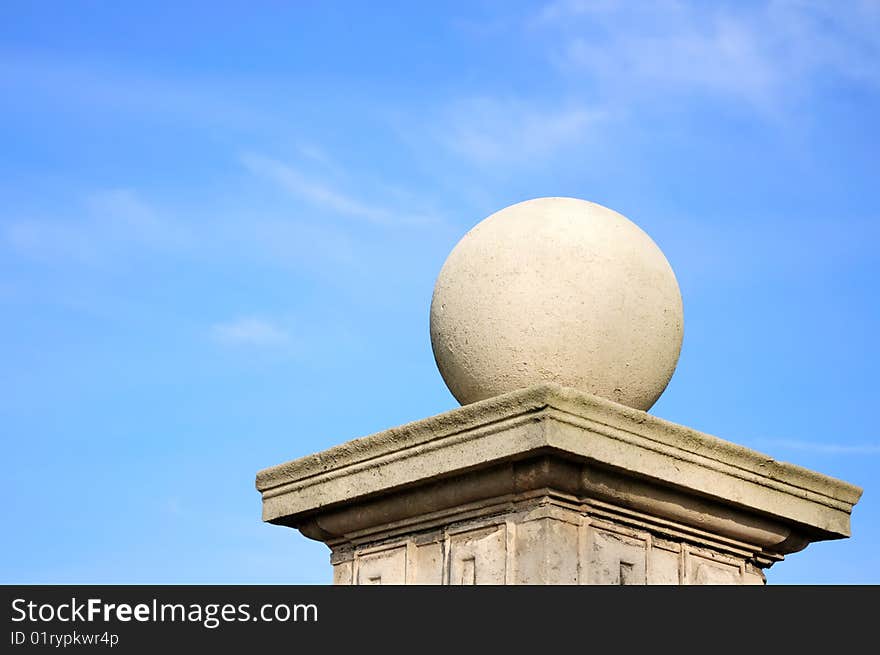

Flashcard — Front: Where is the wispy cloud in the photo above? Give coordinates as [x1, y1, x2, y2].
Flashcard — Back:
[5, 217, 99, 263]
[295, 143, 337, 169]
[754, 439, 880, 456]
[87, 189, 189, 248]
[242, 153, 393, 225]
[1, 162, 445, 283]
[211, 317, 290, 347]
[439, 97, 605, 165]
[532, 0, 880, 114]
[535, 0, 640, 26]
[241, 153, 446, 229]
[3, 188, 187, 263]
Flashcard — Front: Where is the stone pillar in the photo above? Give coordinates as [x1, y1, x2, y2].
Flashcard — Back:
[256, 198, 861, 584]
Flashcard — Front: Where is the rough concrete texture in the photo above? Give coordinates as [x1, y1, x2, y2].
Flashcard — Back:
[256, 383, 862, 583]
[430, 197, 683, 410]
[328, 500, 770, 585]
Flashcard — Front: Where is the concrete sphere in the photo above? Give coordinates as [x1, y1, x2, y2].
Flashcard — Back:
[430, 197, 683, 410]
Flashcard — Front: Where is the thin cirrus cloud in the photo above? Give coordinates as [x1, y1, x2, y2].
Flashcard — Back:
[241, 153, 390, 225]
[85, 188, 189, 249]
[210, 317, 290, 347]
[241, 153, 445, 229]
[532, 0, 880, 114]
[438, 97, 605, 165]
[3, 188, 188, 263]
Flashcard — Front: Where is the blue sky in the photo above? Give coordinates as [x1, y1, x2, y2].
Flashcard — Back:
[1, 1, 878, 584]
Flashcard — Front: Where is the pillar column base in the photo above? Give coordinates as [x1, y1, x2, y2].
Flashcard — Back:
[256, 384, 861, 585]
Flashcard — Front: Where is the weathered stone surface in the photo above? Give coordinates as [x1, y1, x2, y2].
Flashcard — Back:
[429, 197, 683, 410]
[256, 383, 862, 584]
[324, 499, 773, 585]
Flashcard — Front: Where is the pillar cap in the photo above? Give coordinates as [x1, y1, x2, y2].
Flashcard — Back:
[256, 383, 861, 551]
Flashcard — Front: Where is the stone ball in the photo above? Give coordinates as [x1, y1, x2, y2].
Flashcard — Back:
[429, 197, 683, 410]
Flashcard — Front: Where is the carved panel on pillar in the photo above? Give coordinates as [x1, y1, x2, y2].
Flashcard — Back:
[688, 549, 743, 585]
[356, 545, 407, 585]
[327, 498, 777, 585]
[446, 524, 507, 585]
[588, 527, 647, 585]
[516, 517, 579, 584]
